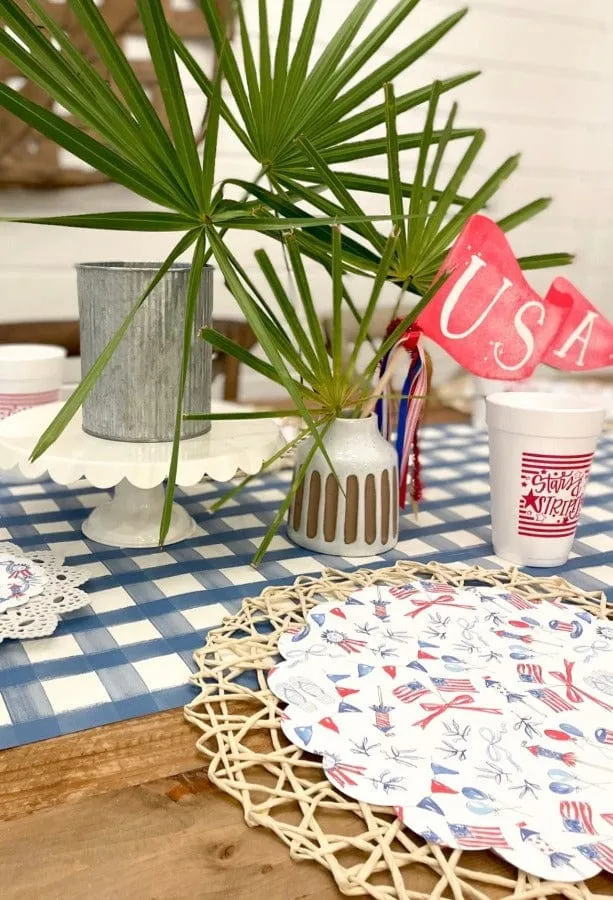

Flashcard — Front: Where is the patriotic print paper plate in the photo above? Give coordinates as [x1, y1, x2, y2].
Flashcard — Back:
[0, 553, 47, 613]
[270, 581, 613, 883]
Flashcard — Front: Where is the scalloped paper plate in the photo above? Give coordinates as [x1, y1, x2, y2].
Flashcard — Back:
[269, 581, 613, 883]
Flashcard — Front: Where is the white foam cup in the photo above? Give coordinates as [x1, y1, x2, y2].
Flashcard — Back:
[486, 392, 605, 567]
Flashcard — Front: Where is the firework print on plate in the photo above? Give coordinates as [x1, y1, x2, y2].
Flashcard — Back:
[519, 452, 594, 539]
[270, 581, 613, 883]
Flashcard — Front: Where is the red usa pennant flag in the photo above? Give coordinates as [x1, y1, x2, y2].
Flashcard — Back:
[417, 215, 613, 380]
[543, 278, 613, 371]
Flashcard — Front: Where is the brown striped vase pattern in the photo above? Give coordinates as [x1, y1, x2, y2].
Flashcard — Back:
[287, 416, 399, 556]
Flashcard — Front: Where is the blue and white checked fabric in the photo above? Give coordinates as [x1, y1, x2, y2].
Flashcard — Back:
[0, 424, 611, 750]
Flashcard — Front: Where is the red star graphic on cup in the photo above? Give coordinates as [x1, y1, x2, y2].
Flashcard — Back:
[522, 488, 539, 511]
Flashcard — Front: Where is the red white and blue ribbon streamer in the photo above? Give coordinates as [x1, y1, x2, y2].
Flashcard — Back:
[375, 340, 394, 442]
[376, 321, 428, 508]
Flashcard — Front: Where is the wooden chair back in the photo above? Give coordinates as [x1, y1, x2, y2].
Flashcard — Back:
[0, 318, 256, 403]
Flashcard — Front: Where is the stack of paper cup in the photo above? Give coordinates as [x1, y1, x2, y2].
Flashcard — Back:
[0, 344, 67, 484]
[486, 392, 605, 567]
[0, 344, 66, 421]
[472, 377, 512, 428]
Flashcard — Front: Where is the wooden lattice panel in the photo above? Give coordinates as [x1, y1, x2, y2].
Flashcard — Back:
[186, 561, 613, 900]
[0, 0, 232, 189]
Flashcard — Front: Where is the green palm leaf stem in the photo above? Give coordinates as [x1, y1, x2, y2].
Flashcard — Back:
[0, 0, 572, 553]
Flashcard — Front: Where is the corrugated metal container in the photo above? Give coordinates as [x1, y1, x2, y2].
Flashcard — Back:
[77, 262, 212, 442]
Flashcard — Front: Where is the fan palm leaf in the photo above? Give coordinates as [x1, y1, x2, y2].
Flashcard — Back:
[262, 86, 574, 298]
[191, 0, 481, 184]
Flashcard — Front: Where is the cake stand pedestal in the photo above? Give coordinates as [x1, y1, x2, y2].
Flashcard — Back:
[0, 402, 283, 548]
[81, 480, 198, 547]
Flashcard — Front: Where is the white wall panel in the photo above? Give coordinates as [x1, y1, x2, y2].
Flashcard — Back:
[0, 0, 611, 400]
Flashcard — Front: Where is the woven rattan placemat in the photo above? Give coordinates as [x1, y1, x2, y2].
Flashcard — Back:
[185, 561, 613, 900]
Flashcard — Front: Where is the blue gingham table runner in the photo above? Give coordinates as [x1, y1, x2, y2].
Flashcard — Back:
[0, 424, 611, 751]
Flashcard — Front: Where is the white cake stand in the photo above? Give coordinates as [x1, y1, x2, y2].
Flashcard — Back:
[0, 401, 284, 548]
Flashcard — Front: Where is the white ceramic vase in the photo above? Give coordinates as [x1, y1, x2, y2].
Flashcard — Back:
[287, 416, 399, 556]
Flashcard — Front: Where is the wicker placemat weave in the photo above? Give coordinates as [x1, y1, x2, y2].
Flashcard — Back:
[185, 561, 613, 900]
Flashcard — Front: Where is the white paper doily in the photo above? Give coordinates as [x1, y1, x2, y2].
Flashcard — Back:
[0, 542, 91, 641]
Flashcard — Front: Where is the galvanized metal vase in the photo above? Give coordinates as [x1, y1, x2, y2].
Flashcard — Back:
[77, 262, 213, 442]
[287, 416, 399, 556]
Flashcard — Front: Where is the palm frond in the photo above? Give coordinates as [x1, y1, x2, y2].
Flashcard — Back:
[199, 0, 476, 180]
[287, 86, 572, 297]
[160, 234, 208, 543]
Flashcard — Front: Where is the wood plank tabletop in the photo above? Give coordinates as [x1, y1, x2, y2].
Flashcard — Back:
[7, 402, 610, 899]
[3, 708, 611, 899]
[0, 713, 340, 900]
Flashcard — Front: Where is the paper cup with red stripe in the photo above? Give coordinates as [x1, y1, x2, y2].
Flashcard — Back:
[0, 344, 66, 421]
[486, 392, 605, 567]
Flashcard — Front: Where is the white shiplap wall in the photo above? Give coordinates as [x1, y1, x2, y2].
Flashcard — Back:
[0, 0, 612, 396]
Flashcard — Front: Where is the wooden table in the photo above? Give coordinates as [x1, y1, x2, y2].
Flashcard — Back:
[3, 708, 612, 900]
[0, 710, 346, 899]
[7, 404, 610, 899]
